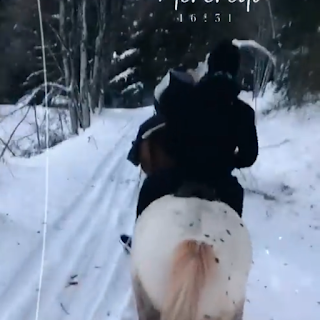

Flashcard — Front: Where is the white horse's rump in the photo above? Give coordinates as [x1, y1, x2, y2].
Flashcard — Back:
[131, 195, 252, 320]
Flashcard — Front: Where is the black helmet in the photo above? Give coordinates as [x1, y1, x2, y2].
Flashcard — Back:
[208, 39, 240, 77]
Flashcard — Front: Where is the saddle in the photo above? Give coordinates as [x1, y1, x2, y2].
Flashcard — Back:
[174, 181, 218, 202]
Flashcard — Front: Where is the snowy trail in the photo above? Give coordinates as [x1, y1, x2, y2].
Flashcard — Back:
[1, 102, 320, 320]
[0, 111, 145, 320]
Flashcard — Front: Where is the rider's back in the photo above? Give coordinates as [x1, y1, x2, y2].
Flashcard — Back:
[181, 74, 240, 181]
[157, 40, 258, 184]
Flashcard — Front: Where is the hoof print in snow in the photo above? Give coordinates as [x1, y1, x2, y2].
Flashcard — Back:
[280, 183, 294, 196]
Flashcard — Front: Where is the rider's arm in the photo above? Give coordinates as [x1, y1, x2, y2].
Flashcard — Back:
[234, 100, 259, 169]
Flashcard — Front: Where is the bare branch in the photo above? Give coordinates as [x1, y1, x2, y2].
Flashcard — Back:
[0, 106, 31, 160]
[32, 106, 41, 151]
[0, 137, 16, 156]
[46, 20, 70, 55]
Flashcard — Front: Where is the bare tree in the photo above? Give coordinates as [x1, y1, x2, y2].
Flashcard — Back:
[89, 0, 107, 113]
[89, 0, 125, 112]
[79, 0, 90, 129]
[59, 0, 78, 134]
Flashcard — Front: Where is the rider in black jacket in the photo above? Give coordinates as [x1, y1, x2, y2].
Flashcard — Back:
[120, 40, 259, 251]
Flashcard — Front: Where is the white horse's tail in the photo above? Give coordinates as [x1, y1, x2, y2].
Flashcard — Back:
[161, 239, 216, 320]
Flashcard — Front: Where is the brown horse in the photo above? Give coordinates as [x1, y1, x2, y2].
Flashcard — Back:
[130, 194, 252, 320]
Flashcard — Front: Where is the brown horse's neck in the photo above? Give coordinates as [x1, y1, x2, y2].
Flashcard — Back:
[149, 144, 175, 173]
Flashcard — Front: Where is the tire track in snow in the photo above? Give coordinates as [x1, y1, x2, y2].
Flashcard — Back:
[61, 160, 140, 320]
[83, 169, 140, 320]
[0, 118, 134, 298]
[25, 155, 129, 319]
[0, 117, 140, 320]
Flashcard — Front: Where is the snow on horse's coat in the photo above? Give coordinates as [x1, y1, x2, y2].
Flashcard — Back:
[130, 195, 252, 320]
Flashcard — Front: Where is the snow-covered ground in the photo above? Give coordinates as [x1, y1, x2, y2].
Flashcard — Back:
[0, 89, 319, 320]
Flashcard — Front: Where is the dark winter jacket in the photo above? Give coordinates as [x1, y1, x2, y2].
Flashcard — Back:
[200, 40, 258, 171]
[173, 73, 259, 182]
[154, 67, 195, 114]
[233, 99, 259, 169]
[154, 40, 259, 183]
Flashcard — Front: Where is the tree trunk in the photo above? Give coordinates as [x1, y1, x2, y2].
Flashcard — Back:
[90, 0, 125, 113]
[89, 0, 106, 113]
[79, 0, 90, 129]
[90, 31, 104, 112]
[59, 0, 78, 134]
[59, 0, 70, 86]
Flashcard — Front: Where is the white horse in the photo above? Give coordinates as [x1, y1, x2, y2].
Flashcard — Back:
[130, 194, 252, 320]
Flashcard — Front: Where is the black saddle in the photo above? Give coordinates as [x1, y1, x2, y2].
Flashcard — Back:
[174, 181, 218, 202]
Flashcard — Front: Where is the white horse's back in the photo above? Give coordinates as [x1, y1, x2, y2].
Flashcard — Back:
[131, 195, 252, 320]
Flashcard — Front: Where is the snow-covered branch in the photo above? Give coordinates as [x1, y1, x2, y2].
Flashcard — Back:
[17, 82, 70, 108]
[110, 68, 136, 84]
